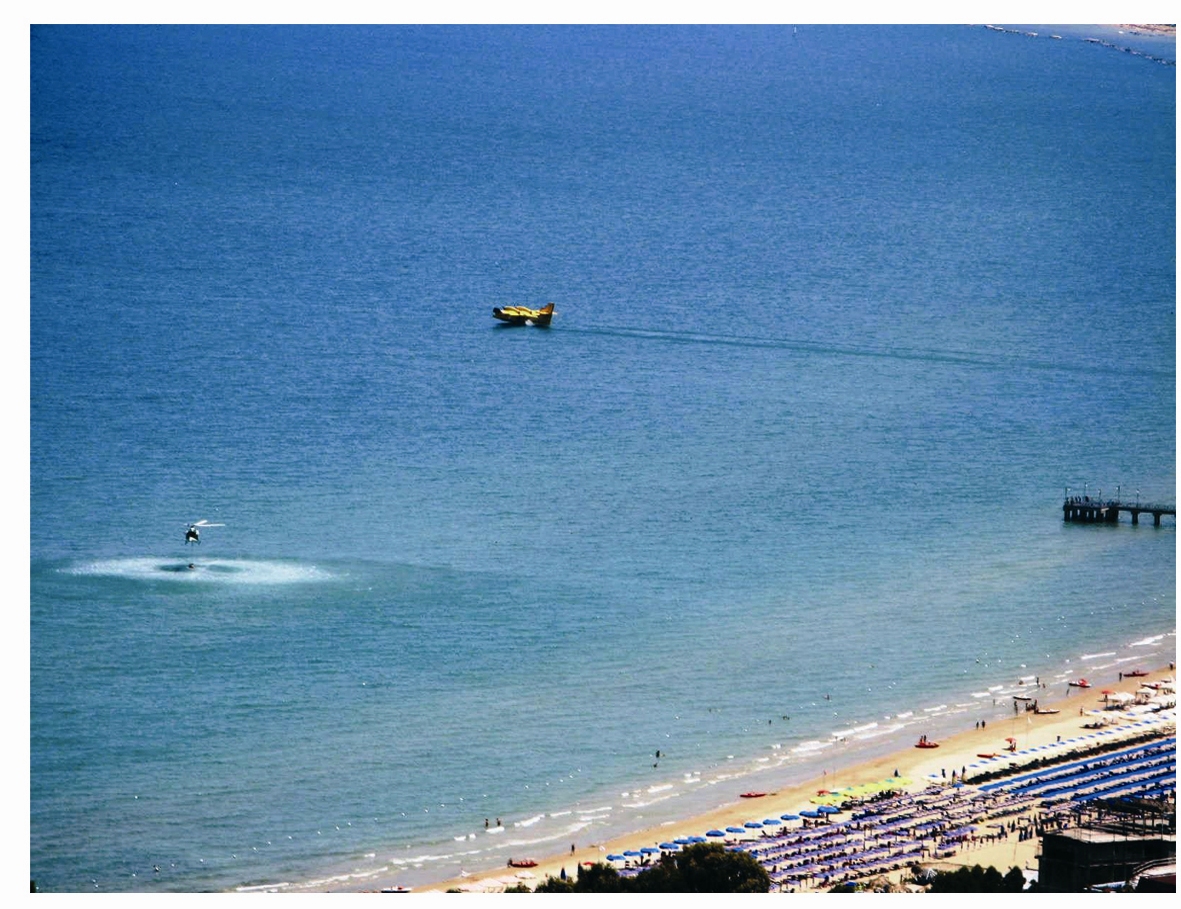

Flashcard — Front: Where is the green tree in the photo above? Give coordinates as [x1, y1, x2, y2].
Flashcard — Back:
[524, 845, 771, 893]
[629, 843, 770, 893]
[572, 862, 626, 892]
[1002, 866, 1027, 892]
[532, 875, 574, 892]
[928, 864, 1025, 893]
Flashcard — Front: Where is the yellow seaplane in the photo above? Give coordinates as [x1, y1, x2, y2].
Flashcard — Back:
[492, 302, 554, 327]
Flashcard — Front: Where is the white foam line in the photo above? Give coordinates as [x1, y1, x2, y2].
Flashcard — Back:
[855, 722, 905, 741]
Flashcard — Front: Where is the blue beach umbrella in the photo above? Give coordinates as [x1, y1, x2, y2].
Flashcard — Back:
[641, 847, 660, 855]
[606, 854, 626, 862]
[689, 836, 708, 843]
[817, 805, 840, 815]
[705, 830, 725, 838]
[743, 821, 763, 829]
[762, 819, 781, 826]
[799, 809, 821, 818]
[623, 850, 642, 857]
[673, 838, 693, 845]
[658, 843, 678, 850]
[780, 814, 800, 821]
[726, 826, 746, 834]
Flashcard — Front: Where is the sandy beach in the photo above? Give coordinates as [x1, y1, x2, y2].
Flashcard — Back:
[409, 663, 1175, 893]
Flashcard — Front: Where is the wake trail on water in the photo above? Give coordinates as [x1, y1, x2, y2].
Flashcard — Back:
[64, 556, 333, 585]
[560, 325, 1174, 379]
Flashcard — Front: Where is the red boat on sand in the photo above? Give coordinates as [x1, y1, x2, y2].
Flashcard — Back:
[915, 735, 939, 749]
[1068, 678, 1092, 688]
[740, 792, 767, 798]
[508, 859, 538, 868]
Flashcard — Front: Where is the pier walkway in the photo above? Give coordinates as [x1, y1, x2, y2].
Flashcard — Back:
[1063, 496, 1175, 526]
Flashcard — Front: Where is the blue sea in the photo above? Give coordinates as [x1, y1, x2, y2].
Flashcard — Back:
[30, 25, 1175, 892]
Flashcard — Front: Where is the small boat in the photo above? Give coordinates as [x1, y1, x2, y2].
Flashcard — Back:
[1069, 679, 1092, 688]
[915, 736, 939, 749]
[380, 886, 413, 893]
[492, 303, 554, 326]
[1124, 669, 1149, 678]
[977, 753, 999, 759]
[1034, 708, 1060, 715]
[507, 859, 538, 868]
[740, 791, 767, 798]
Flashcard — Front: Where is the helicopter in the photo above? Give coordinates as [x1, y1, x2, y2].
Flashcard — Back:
[185, 520, 224, 544]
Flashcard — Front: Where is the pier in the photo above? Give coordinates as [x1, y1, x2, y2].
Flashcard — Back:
[1063, 494, 1175, 527]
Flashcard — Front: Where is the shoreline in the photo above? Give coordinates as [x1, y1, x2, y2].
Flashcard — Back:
[1113, 25, 1177, 37]
[327, 662, 1176, 892]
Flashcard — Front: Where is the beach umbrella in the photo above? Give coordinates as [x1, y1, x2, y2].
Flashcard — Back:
[762, 819, 782, 826]
[816, 805, 840, 815]
[606, 855, 626, 862]
[705, 830, 726, 838]
[623, 850, 642, 857]
[689, 836, 708, 843]
[780, 814, 800, 821]
[743, 821, 763, 829]
[726, 826, 746, 834]
[799, 809, 821, 818]
[658, 843, 678, 850]
[641, 847, 660, 855]
[673, 838, 693, 845]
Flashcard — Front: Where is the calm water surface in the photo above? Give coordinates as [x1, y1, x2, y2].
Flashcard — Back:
[30, 24, 1174, 891]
